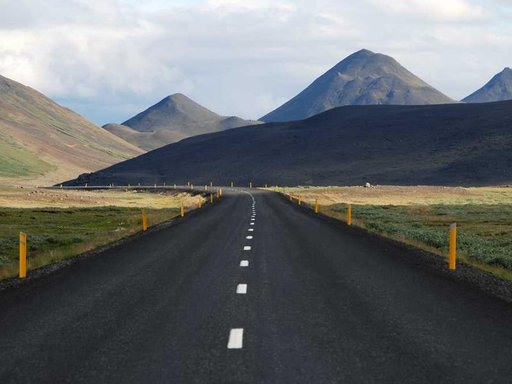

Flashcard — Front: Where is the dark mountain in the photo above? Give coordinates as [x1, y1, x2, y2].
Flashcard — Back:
[106, 93, 260, 150]
[65, 100, 512, 187]
[261, 49, 455, 122]
[0, 74, 142, 185]
[463, 68, 512, 103]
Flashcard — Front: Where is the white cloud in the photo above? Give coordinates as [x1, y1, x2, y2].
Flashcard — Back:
[0, 0, 510, 124]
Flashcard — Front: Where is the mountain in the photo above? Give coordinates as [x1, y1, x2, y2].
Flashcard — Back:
[65, 101, 512, 187]
[261, 49, 455, 122]
[463, 68, 512, 103]
[0, 74, 143, 185]
[106, 93, 261, 150]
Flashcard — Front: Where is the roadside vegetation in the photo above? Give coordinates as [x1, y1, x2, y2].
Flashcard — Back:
[0, 187, 203, 279]
[274, 186, 512, 278]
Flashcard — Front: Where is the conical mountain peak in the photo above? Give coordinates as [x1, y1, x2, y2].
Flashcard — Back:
[261, 49, 454, 122]
[463, 67, 512, 103]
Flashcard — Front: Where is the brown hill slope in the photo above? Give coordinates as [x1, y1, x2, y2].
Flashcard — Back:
[0, 74, 143, 185]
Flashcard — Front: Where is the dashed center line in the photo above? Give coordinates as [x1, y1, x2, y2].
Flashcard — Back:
[236, 284, 248, 294]
[243, 246, 251, 250]
[250, 222, 255, 226]
[240, 260, 249, 267]
[248, 228, 254, 232]
[246, 235, 253, 239]
[227, 328, 244, 349]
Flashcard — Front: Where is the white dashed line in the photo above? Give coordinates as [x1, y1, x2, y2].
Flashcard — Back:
[246, 236, 253, 239]
[248, 228, 254, 232]
[250, 223, 254, 226]
[243, 246, 251, 250]
[227, 328, 244, 349]
[240, 260, 249, 267]
[236, 284, 247, 294]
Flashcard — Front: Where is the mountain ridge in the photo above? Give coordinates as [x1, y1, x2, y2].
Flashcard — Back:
[65, 100, 512, 187]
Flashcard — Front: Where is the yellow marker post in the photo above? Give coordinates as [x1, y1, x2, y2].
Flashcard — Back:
[198, 200, 203, 209]
[191, 184, 194, 191]
[347, 204, 352, 225]
[315, 199, 319, 214]
[142, 209, 148, 232]
[249, 182, 253, 189]
[210, 193, 214, 204]
[298, 196, 302, 206]
[19, 232, 27, 279]
[449, 223, 457, 270]
[180, 203, 185, 218]
[204, 185, 207, 191]
[265, 184, 268, 188]
[219, 188, 222, 197]
[231, 181, 234, 188]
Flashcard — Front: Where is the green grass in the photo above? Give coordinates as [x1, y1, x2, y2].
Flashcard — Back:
[0, 133, 56, 177]
[0, 207, 178, 279]
[322, 204, 512, 274]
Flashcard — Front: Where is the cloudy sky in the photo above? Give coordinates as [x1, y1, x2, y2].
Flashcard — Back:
[1, 0, 511, 124]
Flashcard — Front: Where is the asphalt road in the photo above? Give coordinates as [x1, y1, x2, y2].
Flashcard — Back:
[1, 189, 512, 383]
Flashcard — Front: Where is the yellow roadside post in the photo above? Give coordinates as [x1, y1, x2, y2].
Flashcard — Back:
[173, 184, 176, 189]
[142, 209, 148, 231]
[231, 181, 234, 188]
[19, 232, 27, 279]
[449, 223, 457, 270]
[265, 184, 268, 188]
[204, 185, 207, 191]
[347, 204, 352, 225]
[249, 182, 253, 189]
[210, 181, 213, 188]
[191, 184, 194, 191]
[180, 203, 185, 218]
[298, 196, 302, 206]
[210, 193, 214, 204]
[219, 188, 223, 197]
[198, 199, 203, 209]
[315, 199, 319, 214]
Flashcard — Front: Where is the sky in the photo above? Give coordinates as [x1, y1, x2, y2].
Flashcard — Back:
[0, 0, 511, 125]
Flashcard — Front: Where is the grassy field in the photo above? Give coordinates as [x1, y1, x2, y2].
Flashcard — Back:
[0, 187, 204, 279]
[275, 186, 512, 278]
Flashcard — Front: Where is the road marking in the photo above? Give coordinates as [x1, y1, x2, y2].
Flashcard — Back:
[248, 228, 254, 232]
[246, 236, 253, 239]
[227, 328, 244, 349]
[243, 246, 251, 250]
[240, 260, 249, 267]
[236, 284, 247, 294]
[250, 222, 254, 226]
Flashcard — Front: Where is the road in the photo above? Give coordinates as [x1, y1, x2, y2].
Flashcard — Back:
[1, 189, 512, 383]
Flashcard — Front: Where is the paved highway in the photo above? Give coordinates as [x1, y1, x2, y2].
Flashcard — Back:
[1, 189, 512, 383]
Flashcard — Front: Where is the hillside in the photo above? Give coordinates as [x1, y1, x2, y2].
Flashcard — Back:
[463, 68, 512, 103]
[261, 49, 455, 122]
[107, 93, 260, 150]
[66, 101, 512, 187]
[0, 75, 143, 185]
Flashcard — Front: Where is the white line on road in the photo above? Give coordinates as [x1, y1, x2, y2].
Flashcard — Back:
[248, 228, 254, 232]
[236, 284, 247, 294]
[246, 236, 253, 239]
[243, 246, 251, 250]
[240, 260, 249, 267]
[251, 218, 255, 221]
[250, 222, 254, 226]
[227, 328, 244, 349]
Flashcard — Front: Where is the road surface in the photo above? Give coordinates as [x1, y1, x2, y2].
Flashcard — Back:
[1, 189, 512, 383]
